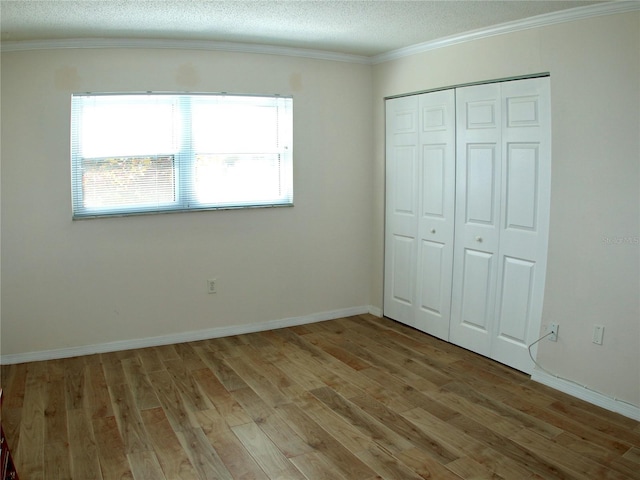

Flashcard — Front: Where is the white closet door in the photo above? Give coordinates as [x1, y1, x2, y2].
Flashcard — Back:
[384, 90, 455, 339]
[491, 77, 551, 373]
[415, 89, 456, 340]
[384, 95, 419, 327]
[449, 83, 503, 356]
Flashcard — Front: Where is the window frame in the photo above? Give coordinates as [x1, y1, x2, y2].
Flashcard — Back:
[70, 92, 293, 219]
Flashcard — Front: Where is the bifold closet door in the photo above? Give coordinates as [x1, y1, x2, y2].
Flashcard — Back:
[384, 90, 455, 340]
[449, 78, 551, 373]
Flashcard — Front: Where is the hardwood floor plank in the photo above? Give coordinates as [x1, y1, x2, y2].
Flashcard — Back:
[402, 406, 541, 479]
[223, 355, 292, 408]
[153, 344, 181, 362]
[199, 418, 270, 480]
[44, 369, 68, 444]
[431, 388, 524, 438]
[549, 400, 640, 446]
[275, 402, 379, 479]
[190, 367, 252, 428]
[554, 430, 640, 479]
[511, 428, 634, 480]
[262, 352, 327, 392]
[446, 456, 508, 480]
[293, 390, 375, 454]
[276, 339, 372, 400]
[121, 357, 161, 411]
[395, 447, 465, 480]
[146, 369, 200, 432]
[44, 440, 72, 480]
[196, 349, 249, 392]
[63, 356, 86, 411]
[163, 359, 213, 411]
[348, 392, 459, 465]
[360, 365, 456, 418]
[623, 446, 640, 463]
[231, 421, 306, 479]
[135, 347, 165, 373]
[231, 386, 314, 458]
[92, 415, 135, 480]
[140, 407, 200, 480]
[100, 352, 128, 386]
[109, 383, 152, 454]
[288, 450, 350, 480]
[67, 409, 103, 480]
[2, 363, 28, 409]
[355, 443, 426, 480]
[448, 410, 575, 480]
[86, 363, 115, 418]
[337, 316, 455, 386]
[549, 394, 640, 430]
[442, 381, 564, 439]
[310, 385, 415, 454]
[173, 342, 209, 371]
[177, 426, 234, 479]
[14, 361, 47, 480]
[127, 450, 167, 480]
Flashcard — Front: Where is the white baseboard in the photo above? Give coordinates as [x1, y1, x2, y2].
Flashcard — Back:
[531, 370, 640, 421]
[0, 305, 378, 365]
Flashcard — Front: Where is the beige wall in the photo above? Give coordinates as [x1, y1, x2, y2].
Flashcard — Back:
[0, 48, 374, 356]
[372, 12, 640, 406]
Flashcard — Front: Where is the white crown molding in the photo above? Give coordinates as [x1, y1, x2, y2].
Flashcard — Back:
[0, 37, 372, 64]
[0, 305, 377, 365]
[1, 2, 637, 64]
[371, 1, 640, 64]
[532, 370, 640, 421]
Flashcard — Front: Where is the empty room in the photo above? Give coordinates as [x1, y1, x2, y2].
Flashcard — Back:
[1, 1, 639, 479]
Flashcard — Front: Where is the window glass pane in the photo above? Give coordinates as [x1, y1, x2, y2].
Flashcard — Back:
[79, 96, 180, 158]
[82, 156, 175, 208]
[194, 154, 283, 205]
[192, 102, 279, 153]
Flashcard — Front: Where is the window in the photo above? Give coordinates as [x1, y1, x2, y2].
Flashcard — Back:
[71, 93, 293, 218]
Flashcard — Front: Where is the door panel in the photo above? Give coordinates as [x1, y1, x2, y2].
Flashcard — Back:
[384, 96, 419, 325]
[393, 146, 416, 214]
[497, 256, 535, 343]
[450, 83, 501, 356]
[492, 77, 551, 373]
[465, 144, 497, 225]
[391, 235, 415, 306]
[422, 145, 446, 217]
[505, 143, 538, 231]
[460, 249, 494, 333]
[416, 89, 455, 340]
[418, 239, 445, 314]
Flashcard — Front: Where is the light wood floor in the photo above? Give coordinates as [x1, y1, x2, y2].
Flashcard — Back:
[2, 314, 639, 479]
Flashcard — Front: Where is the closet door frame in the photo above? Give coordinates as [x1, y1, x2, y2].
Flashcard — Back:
[384, 74, 551, 374]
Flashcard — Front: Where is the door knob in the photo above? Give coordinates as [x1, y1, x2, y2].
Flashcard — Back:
[475, 236, 483, 242]
[430, 228, 436, 234]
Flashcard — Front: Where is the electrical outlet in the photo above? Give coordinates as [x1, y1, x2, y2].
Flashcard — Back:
[593, 325, 604, 345]
[548, 323, 559, 342]
[207, 279, 217, 294]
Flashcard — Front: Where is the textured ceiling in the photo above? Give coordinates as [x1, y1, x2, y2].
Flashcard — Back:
[1, 0, 607, 57]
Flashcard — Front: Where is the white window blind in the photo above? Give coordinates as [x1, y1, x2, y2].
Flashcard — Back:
[71, 93, 293, 218]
